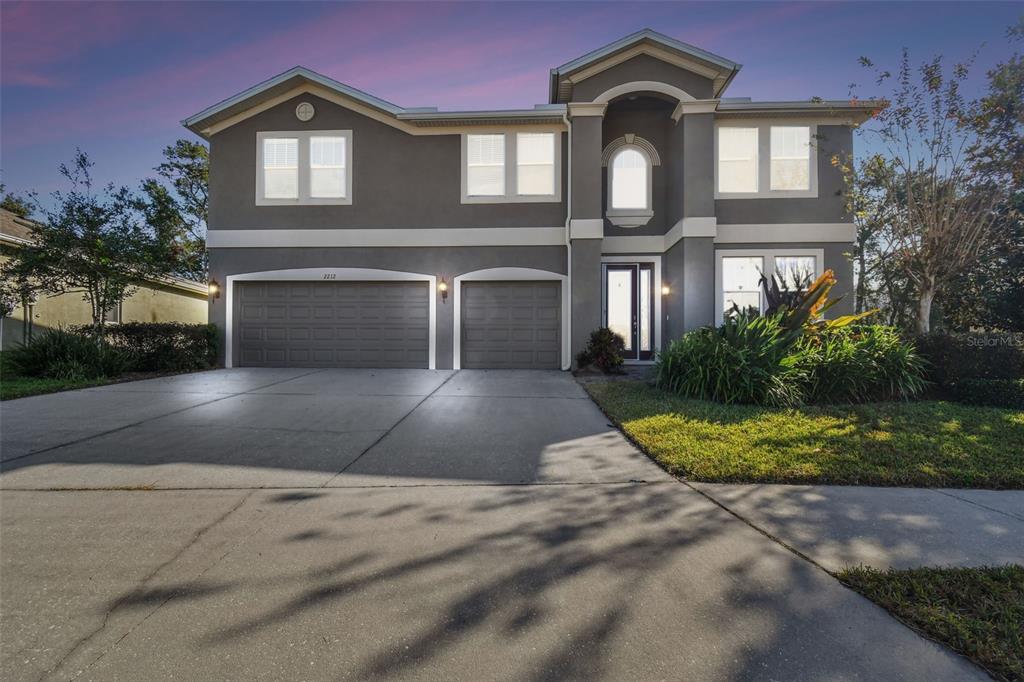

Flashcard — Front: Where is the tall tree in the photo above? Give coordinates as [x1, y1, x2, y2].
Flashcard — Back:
[855, 50, 1003, 333]
[0, 150, 178, 333]
[943, 20, 1024, 331]
[143, 140, 209, 280]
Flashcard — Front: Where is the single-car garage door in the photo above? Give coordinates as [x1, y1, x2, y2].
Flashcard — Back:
[236, 281, 429, 368]
[461, 281, 561, 369]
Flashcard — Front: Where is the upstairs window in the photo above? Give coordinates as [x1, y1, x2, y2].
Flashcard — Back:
[462, 130, 561, 203]
[262, 137, 298, 199]
[257, 130, 352, 205]
[716, 123, 817, 198]
[770, 126, 810, 191]
[516, 132, 555, 196]
[466, 134, 506, 197]
[717, 127, 758, 193]
[610, 148, 649, 210]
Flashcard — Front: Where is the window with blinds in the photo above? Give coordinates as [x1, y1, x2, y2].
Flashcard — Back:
[262, 137, 298, 199]
[717, 127, 758, 193]
[516, 132, 555, 196]
[770, 126, 810, 191]
[466, 134, 506, 196]
[257, 130, 351, 205]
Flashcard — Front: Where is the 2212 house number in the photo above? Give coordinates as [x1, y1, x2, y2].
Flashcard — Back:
[322, 274, 337, 280]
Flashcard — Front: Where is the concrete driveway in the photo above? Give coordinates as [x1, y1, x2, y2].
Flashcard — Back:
[0, 369, 984, 680]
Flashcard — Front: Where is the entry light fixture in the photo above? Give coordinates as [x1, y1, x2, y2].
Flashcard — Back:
[661, 284, 671, 296]
[438, 277, 449, 303]
[208, 279, 221, 300]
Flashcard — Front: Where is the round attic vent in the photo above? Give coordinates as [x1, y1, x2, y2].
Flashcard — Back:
[295, 102, 315, 122]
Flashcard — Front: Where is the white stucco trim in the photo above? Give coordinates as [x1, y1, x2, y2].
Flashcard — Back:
[207, 227, 567, 248]
[452, 267, 570, 371]
[600, 255, 663, 362]
[714, 248, 824, 324]
[569, 219, 604, 239]
[224, 268, 436, 370]
[592, 80, 697, 105]
[601, 221, 852, 253]
[715, 223, 855, 243]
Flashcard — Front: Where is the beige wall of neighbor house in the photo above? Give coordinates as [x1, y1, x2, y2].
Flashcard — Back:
[0, 209, 209, 350]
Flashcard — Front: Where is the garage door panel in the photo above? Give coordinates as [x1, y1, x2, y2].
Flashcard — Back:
[236, 281, 429, 368]
[461, 281, 561, 370]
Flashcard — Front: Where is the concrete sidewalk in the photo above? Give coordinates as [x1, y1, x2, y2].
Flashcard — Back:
[692, 482, 1024, 571]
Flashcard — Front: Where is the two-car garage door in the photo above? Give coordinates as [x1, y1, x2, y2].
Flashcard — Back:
[237, 281, 429, 368]
[235, 279, 561, 369]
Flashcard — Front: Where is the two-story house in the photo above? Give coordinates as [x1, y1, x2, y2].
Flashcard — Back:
[185, 29, 877, 370]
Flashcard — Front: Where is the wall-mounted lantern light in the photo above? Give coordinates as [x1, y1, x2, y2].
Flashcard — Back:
[208, 279, 221, 300]
[661, 284, 671, 296]
[438, 277, 449, 303]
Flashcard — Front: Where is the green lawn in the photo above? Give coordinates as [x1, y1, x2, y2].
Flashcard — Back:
[839, 565, 1024, 681]
[585, 380, 1024, 489]
[1, 375, 120, 400]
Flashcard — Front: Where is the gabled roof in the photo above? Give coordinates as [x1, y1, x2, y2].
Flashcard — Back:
[548, 29, 741, 103]
[183, 66, 566, 138]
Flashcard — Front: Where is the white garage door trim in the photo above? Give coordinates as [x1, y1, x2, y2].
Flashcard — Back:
[225, 268, 436, 369]
[453, 267, 569, 371]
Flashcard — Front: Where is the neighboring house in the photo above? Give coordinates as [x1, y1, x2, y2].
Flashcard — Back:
[184, 29, 877, 370]
[0, 208, 209, 350]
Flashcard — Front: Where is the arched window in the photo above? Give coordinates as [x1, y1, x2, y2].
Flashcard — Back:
[610, 148, 649, 210]
[603, 135, 659, 227]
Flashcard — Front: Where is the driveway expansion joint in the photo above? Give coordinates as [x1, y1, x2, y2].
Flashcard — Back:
[934, 488, 1024, 522]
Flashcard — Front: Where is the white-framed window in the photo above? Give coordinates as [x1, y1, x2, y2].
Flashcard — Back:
[610, 148, 649, 210]
[516, 132, 556, 196]
[770, 126, 811, 191]
[461, 130, 562, 203]
[256, 130, 352, 205]
[717, 127, 758, 194]
[466, 133, 506, 197]
[714, 248, 824, 322]
[715, 122, 817, 199]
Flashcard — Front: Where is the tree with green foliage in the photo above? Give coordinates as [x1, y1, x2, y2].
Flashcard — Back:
[942, 20, 1024, 331]
[0, 150, 178, 334]
[0, 183, 34, 218]
[141, 139, 209, 280]
[852, 49, 1003, 333]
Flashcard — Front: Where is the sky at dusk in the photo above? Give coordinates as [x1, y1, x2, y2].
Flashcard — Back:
[1, 1, 1020, 202]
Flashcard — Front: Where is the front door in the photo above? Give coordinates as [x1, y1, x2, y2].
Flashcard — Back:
[602, 263, 654, 361]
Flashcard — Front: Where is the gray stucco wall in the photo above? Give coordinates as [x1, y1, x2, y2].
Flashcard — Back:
[570, 239, 603, 365]
[570, 115, 603, 220]
[209, 245, 567, 368]
[601, 98, 675, 237]
[714, 124, 852, 225]
[209, 92, 567, 230]
[569, 54, 715, 102]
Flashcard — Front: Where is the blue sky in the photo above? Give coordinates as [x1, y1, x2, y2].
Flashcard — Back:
[1, 1, 1020, 201]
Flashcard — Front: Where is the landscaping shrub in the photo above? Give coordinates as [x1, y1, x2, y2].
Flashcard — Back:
[793, 325, 928, 403]
[655, 312, 804, 406]
[914, 332, 1024, 384]
[950, 378, 1024, 409]
[7, 327, 130, 380]
[95, 322, 218, 372]
[576, 327, 626, 373]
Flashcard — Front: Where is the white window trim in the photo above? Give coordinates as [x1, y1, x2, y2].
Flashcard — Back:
[224, 268, 436, 369]
[452, 267, 569, 370]
[600, 255, 662, 363]
[606, 145, 655, 227]
[460, 130, 562, 204]
[714, 248, 824, 324]
[256, 130, 353, 206]
[714, 121, 818, 199]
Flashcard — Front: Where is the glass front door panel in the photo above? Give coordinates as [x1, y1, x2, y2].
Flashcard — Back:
[606, 268, 634, 351]
[639, 266, 652, 354]
[603, 263, 655, 361]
